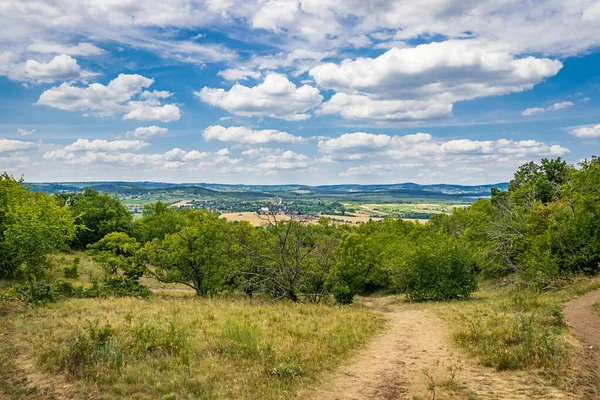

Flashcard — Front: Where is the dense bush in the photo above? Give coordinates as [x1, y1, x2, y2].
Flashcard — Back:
[99, 276, 151, 298]
[391, 235, 478, 301]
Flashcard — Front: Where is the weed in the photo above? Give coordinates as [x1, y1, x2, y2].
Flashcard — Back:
[422, 368, 436, 400]
[48, 321, 124, 379]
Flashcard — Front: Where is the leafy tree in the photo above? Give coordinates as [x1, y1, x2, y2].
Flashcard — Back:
[140, 209, 229, 295]
[330, 221, 383, 304]
[132, 201, 184, 243]
[66, 189, 132, 248]
[0, 173, 77, 280]
[87, 232, 150, 297]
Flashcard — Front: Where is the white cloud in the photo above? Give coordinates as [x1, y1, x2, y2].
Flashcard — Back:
[251, 0, 298, 32]
[47, 147, 239, 170]
[23, 54, 87, 83]
[309, 41, 562, 121]
[196, 73, 322, 121]
[27, 41, 104, 56]
[123, 103, 181, 123]
[255, 150, 312, 170]
[128, 126, 168, 138]
[203, 125, 305, 144]
[522, 107, 546, 116]
[319, 93, 452, 121]
[318, 132, 392, 153]
[0, 138, 38, 153]
[37, 73, 181, 122]
[218, 68, 262, 81]
[569, 124, 600, 138]
[63, 139, 149, 152]
[16, 128, 35, 136]
[317, 131, 569, 163]
[522, 101, 574, 116]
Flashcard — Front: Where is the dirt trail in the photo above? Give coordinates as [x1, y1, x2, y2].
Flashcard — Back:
[300, 297, 572, 400]
[564, 289, 600, 399]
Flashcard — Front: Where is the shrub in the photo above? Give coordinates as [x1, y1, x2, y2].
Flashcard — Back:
[129, 320, 189, 357]
[51, 321, 124, 379]
[99, 276, 151, 298]
[63, 256, 80, 278]
[392, 235, 477, 302]
[10, 282, 56, 304]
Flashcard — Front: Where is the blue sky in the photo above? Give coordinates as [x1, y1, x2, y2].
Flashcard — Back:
[1, 0, 600, 185]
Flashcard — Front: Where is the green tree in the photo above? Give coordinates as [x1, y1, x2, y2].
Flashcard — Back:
[140, 209, 229, 295]
[66, 189, 132, 248]
[132, 201, 184, 243]
[330, 222, 383, 304]
[0, 173, 76, 280]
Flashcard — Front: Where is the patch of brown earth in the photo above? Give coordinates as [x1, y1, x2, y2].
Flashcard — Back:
[564, 289, 600, 400]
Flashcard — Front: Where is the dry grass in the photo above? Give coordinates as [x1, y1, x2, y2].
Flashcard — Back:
[435, 277, 600, 391]
[1, 292, 383, 399]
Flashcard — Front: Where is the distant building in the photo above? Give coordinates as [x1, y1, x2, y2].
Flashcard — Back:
[259, 207, 269, 214]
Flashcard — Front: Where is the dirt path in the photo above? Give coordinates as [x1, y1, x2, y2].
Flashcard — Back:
[564, 289, 600, 399]
[300, 297, 573, 400]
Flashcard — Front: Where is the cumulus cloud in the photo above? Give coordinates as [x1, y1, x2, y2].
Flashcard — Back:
[255, 150, 312, 170]
[22, 54, 95, 83]
[203, 125, 306, 144]
[218, 68, 262, 81]
[318, 132, 393, 153]
[318, 93, 452, 121]
[123, 103, 181, 123]
[63, 139, 149, 152]
[57, 148, 238, 170]
[310, 41, 562, 121]
[318, 131, 569, 163]
[37, 74, 181, 122]
[317, 131, 570, 182]
[128, 126, 168, 138]
[0, 138, 38, 153]
[196, 73, 322, 121]
[569, 124, 600, 138]
[522, 101, 574, 116]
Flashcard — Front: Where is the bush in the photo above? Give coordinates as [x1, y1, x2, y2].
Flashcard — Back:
[99, 276, 151, 298]
[51, 321, 124, 379]
[63, 256, 80, 278]
[392, 235, 477, 302]
[10, 282, 56, 304]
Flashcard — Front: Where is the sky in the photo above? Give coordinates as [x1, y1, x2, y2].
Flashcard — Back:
[1, 1, 600, 185]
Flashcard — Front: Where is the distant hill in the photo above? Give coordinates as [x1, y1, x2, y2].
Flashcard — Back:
[26, 181, 508, 203]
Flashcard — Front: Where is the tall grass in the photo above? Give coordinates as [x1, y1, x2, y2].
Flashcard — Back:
[3, 294, 383, 399]
[442, 277, 600, 382]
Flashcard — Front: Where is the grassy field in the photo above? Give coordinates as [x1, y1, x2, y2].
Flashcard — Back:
[0, 254, 384, 400]
[434, 278, 600, 392]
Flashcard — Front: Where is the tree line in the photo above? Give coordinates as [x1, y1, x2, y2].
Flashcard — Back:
[2, 156, 600, 304]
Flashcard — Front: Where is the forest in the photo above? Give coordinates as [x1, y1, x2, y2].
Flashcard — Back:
[2, 156, 599, 304]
